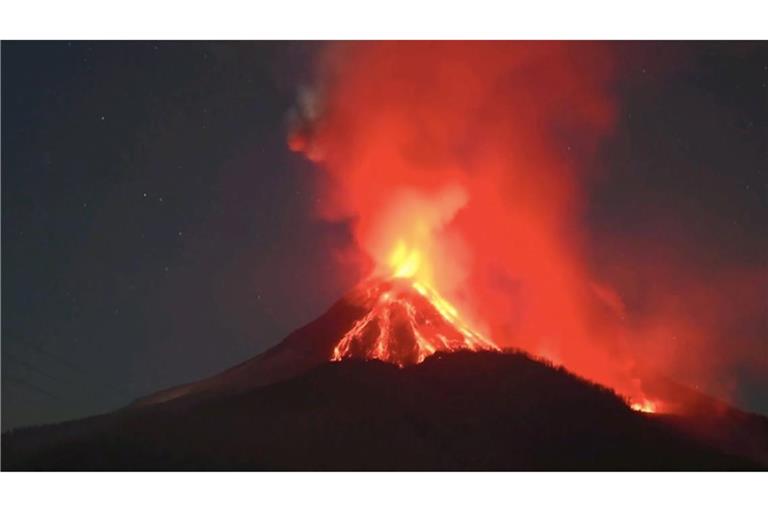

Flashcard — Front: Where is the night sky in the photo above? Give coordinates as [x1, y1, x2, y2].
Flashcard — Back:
[2, 42, 766, 430]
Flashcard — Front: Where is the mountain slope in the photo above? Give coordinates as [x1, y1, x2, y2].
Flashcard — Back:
[3, 351, 764, 470]
[132, 290, 367, 407]
[4, 278, 767, 470]
[133, 277, 499, 407]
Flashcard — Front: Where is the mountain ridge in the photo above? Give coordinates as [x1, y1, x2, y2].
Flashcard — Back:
[4, 279, 767, 470]
[3, 351, 766, 470]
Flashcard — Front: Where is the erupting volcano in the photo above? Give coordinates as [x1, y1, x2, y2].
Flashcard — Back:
[331, 240, 500, 366]
[286, 41, 679, 415]
[5, 41, 766, 472]
[331, 277, 499, 367]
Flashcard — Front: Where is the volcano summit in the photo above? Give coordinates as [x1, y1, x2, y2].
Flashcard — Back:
[331, 278, 499, 367]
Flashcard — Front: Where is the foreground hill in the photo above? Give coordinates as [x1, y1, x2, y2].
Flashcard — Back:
[3, 351, 764, 470]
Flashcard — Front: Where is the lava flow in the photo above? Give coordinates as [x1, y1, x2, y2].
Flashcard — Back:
[331, 244, 500, 367]
[331, 278, 499, 366]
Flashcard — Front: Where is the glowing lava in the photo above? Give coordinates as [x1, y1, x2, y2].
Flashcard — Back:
[331, 241, 660, 415]
[331, 278, 499, 366]
[630, 400, 658, 414]
[331, 242, 500, 366]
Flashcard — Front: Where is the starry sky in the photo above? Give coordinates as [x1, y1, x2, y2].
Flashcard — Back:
[2, 42, 766, 430]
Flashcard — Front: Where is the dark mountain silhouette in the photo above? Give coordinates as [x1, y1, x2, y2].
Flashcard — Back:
[3, 282, 767, 470]
[132, 277, 498, 407]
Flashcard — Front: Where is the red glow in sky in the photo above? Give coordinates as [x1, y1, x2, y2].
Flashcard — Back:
[289, 41, 767, 413]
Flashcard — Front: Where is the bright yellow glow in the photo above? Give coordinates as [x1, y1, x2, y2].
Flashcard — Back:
[389, 240, 422, 278]
[630, 400, 657, 414]
[329, 239, 501, 366]
[388, 241, 461, 323]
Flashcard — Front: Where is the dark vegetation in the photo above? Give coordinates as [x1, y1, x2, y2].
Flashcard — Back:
[3, 351, 763, 470]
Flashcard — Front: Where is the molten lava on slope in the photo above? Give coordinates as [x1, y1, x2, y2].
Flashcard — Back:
[332, 278, 500, 367]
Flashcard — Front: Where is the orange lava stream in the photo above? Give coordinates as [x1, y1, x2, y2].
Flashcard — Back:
[329, 241, 658, 414]
[331, 279, 500, 367]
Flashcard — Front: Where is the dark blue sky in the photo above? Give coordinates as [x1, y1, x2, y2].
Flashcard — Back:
[2, 42, 360, 429]
[2, 42, 766, 430]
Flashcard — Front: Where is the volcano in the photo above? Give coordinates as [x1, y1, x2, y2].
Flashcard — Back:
[331, 278, 499, 366]
[130, 276, 500, 407]
[3, 279, 767, 470]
